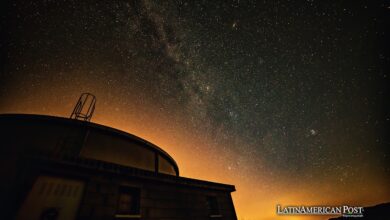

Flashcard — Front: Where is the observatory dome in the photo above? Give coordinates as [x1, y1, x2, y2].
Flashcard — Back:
[0, 114, 179, 176]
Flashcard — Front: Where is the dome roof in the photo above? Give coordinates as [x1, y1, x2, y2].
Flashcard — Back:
[0, 114, 179, 176]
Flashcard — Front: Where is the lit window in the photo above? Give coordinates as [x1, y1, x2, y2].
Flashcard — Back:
[115, 186, 140, 219]
[206, 196, 222, 218]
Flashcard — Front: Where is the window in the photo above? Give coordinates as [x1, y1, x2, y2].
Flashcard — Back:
[115, 186, 141, 219]
[206, 196, 222, 218]
[158, 155, 176, 175]
[82, 130, 155, 172]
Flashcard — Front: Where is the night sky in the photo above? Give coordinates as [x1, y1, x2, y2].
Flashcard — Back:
[1, 0, 389, 219]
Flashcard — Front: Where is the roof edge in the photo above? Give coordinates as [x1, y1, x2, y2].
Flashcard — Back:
[0, 113, 179, 175]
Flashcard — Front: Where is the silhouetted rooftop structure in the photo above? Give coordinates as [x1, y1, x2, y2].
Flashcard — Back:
[0, 113, 237, 220]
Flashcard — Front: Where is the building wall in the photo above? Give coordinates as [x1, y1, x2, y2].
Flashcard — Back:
[16, 176, 85, 220]
[79, 175, 237, 220]
[0, 115, 237, 220]
[1, 152, 237, 220]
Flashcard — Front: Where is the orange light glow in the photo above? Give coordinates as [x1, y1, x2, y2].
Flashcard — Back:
[1, 89, 389, 220]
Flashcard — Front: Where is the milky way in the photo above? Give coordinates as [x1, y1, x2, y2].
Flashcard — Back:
[1, 1, 389, 219]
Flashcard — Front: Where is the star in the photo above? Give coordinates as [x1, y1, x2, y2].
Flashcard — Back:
[1, 1, 388, 219]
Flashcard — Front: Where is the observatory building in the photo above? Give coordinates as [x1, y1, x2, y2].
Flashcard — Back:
[0, 94, 237, 220]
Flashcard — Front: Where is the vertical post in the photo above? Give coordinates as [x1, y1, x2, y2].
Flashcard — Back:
[155, 153, 159, 174]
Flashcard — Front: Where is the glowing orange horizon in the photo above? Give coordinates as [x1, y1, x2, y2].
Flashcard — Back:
[1, 90, 389, 220]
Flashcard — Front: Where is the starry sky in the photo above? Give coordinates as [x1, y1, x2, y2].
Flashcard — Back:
[1, 0, 389, 219]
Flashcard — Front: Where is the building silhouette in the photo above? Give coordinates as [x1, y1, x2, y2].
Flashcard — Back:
[0, 113, 237, 220]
